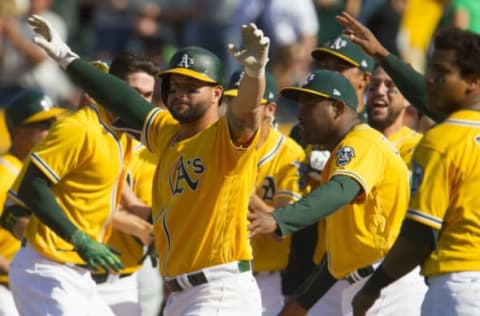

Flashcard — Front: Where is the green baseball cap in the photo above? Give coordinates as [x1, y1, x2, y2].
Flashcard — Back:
[158, 46, 224, 84]
[224, 70, 277, 104]
[6, 90, 66, 126]
[311, 34, 374, 73]
[280, 70, 358, 110]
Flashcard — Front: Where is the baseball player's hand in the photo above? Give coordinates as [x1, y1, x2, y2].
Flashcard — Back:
[228, 23, 270, 78]
[70, 230, 124, 273]
[247, 207, 278, 238]
[279, 298, 307, 316]
[336, 11, 389, 61]
[351, 288, 380, 316]
[27, 14, 78, 68]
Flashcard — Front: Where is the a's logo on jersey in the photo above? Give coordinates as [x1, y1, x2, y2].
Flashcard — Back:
[177, 54, 194, 68]
[410, 160, 424, 196]
[329, 37, 347, 50]
[260, 176, 276, 201]
[168, 156, 205, 195]
[335, 146, 355, 167]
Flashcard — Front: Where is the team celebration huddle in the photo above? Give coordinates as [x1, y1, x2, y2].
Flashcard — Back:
[1, 1, 480, 316]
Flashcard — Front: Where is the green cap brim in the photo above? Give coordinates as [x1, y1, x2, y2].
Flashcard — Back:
[158, 68, 218, 84]
[311, 48, 360, 68]
[224, 88, 268, 104]
[22, 108, 66, 125]
[280, 87, 331, 102]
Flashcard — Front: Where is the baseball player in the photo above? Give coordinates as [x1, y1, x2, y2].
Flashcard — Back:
[29, 14, 270, 316]
[284, 33, 376, 315]
[224, 70, 305, 315]
[352, 26, 480, 316]
[0, 90, 64, 316]
[311, 33, 374, 122]
[335, 11, 444, 124]
[88, 54, 158, 316]
[366, 64, 423, 169]
[6, 57, 137, 315]
[247, 70, 423, 315]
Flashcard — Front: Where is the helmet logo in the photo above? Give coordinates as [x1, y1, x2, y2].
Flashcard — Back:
[177, 54, 194, 68]
[40, 96, 53, 110]
[329, 37, 347, 50]
[304, 73, 315, 86]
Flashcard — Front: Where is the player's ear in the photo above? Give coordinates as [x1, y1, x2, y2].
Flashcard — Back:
[332, 100, 345, 118]
[212, 84, 223, 103]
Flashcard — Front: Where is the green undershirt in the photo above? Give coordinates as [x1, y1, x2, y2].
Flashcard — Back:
[18, 163, 78, 242]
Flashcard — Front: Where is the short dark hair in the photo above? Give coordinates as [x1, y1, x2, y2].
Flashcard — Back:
[109, 53, 159, 79]
[433, 27, 480, 76]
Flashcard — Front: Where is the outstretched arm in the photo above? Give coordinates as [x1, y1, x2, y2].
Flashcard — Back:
[248, 175, 361, 237]
[336, 11, 444, 123]
[17, 163, 124, 272]
[227, 24, 269, 147]
[27, 15, 153, 130]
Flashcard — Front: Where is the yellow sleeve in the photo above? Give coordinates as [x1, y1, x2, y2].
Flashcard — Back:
[406, 146, 448, 230]
[274, 145, 305, 203]
[327, 137, 384, 196]
[29, 119, 89, 184]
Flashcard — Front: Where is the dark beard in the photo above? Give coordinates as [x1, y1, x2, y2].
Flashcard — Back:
[168, 103, 209, 123]
[367, 107, 402, 131]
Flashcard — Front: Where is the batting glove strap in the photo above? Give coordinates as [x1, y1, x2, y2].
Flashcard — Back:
[28, 14, 79, 69]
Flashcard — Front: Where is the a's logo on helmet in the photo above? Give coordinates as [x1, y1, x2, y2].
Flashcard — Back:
[40, 96, 53, 110]
[329, 37, 348, 50]
[304, 73, 315, 86]
[177, 54, 194, 68]
[335, 146, 355, 167]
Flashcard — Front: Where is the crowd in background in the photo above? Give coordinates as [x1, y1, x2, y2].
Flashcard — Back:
[1, 0, 479, 146]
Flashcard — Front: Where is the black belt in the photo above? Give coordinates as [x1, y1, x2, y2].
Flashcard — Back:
[92, 273, 133, 284]
[165, 260, 251, 292]
[346, 265, 375, 284]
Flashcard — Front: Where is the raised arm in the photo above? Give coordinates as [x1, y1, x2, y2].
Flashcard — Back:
[336, 11, 444, 123]
[27, 15, 153, 131]
[227, 24, 270, 146]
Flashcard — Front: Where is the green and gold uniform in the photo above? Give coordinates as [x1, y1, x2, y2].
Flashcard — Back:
[252, 130, 304, 273]
[407, 110, 480, 276]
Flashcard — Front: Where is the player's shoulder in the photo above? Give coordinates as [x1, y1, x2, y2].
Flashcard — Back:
[0, 153, 22, 178]
[420, 110, 480, 152]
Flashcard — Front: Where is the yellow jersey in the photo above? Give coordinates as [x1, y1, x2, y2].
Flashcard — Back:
[142, 109, 259, 277]
[15, 104, 129, 264]
[0, 153, 22, 283]
[252, 129, 304, 272]
[107, 140, 158, 274]
[388, 125, 422, 169]
[322, 124, 410, 278]
[406, 110, 480, 276]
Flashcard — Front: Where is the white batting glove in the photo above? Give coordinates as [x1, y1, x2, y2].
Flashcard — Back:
[27, 14, 78, 69]
[228, 23, 270, 78]
[308, 150, 331, 181]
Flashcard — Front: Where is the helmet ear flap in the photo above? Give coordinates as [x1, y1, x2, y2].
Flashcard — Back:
[161, 74, 170, 106]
